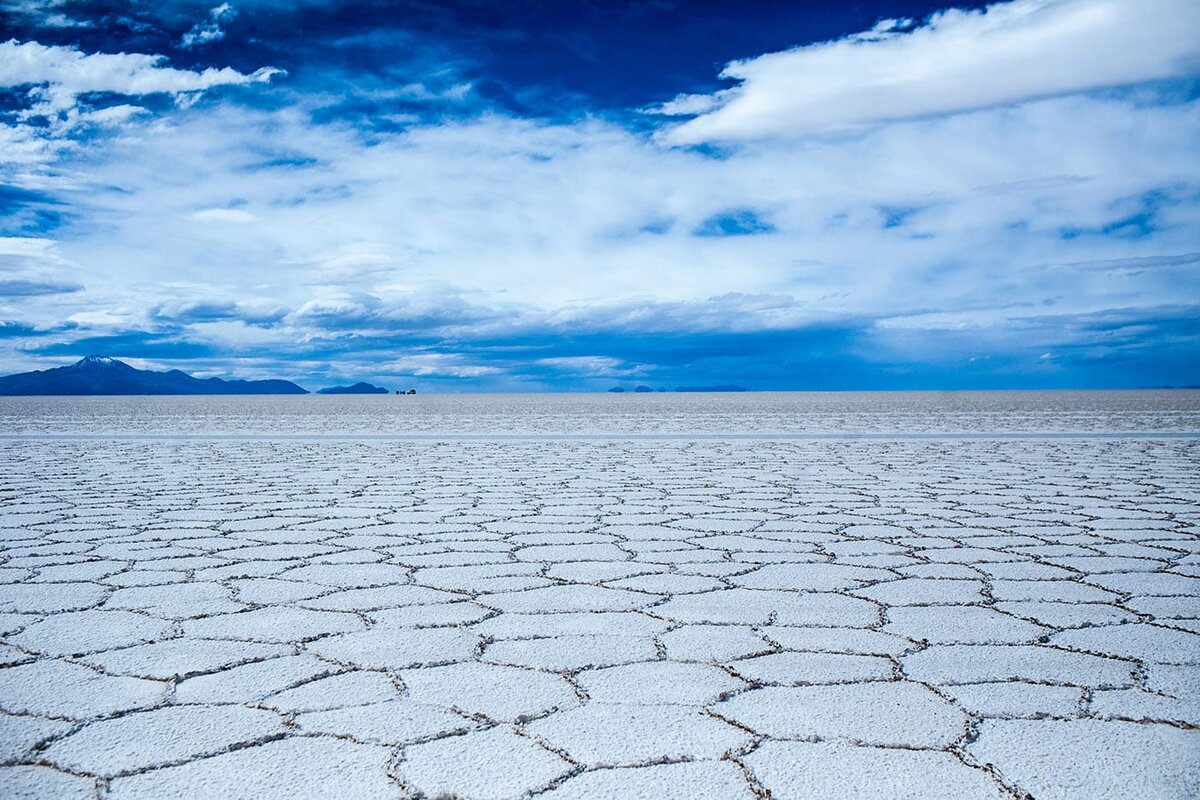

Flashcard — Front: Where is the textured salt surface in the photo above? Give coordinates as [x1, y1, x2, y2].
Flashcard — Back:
[1, 400, 1199, 798]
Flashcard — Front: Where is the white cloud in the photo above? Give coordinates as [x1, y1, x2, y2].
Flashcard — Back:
[191, 207, 257, 224]
[3, 32, 1198, 383]
[388, 354, 503, 377]
[180, 3, 237, 50]
[0, 38, 283, 117]
[536, 356, 627, 376]
[661, 0, 1200, 143]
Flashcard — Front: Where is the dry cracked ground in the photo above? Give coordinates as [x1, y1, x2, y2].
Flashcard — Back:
[1, 437, 1199, 798]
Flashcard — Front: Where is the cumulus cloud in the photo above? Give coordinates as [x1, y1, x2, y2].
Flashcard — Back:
[0, 38, 283, 118]
[660, 0, 1200, 143]
[180, 3, 237, 50]
[388, 354, 503, 378]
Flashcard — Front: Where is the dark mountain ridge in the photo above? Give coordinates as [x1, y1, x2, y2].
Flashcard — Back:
[0, 356, 309, 395]
[317, 382, 389, 395]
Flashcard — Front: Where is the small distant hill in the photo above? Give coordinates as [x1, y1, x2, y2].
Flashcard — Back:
[317, 382, 389, 395]
[0, 356, 309, 395]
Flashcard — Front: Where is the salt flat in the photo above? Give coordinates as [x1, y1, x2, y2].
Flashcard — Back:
[1, 395, 1199, 799]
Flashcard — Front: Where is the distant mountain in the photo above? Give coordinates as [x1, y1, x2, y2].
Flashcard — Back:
[0, 356, 309, 395]
[317, 382, 389, 395]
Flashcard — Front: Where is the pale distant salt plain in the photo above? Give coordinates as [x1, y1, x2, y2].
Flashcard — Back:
[1, 391, 1198, 799]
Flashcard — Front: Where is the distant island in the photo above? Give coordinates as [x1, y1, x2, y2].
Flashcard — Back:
[0, 356, 309, 395]
[318, 382, 390, 395]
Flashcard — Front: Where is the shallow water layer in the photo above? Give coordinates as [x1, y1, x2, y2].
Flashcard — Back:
[1, 389, 1199, 435]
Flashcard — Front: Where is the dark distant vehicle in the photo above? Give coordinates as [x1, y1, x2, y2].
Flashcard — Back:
[0, 355, 309, 395]
[317, 382, 389, 395]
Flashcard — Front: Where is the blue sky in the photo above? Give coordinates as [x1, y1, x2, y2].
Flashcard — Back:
[0, 0, 1198, 390]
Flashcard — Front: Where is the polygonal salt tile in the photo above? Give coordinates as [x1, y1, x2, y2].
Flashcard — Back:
[659, 625, 773, 662]
[605, 572, 725, 594]
[474, 611, 669, 640]
[902, 644, 1137, 686]
[295, 698, 470, 744]
[1051, 623, 1200, 665]
[0, 766, 97, 800]
[482, 635, 658, 671]
[540, 760, 755, 799]
[728, 651, 892, 684]
[972, 561, 1074, 580]
[1087, 572, 1200, 596]
[0, 612, 37, 636]
[0, 713, 74, 762]
[655, 588, 879, 627]
[229, 578, 329, 604]
[989, 580, 1122, 603]
[394, 726, 571, 800]
[515, 543, 628, 562]
[578, 660, 746, 705]
[0, 659, 166, 719]
[744, 740, 1009, 799]
[174, 654, 334, 704]
[308, 626, 479, 670]
[81, 638, 289, 680]
[0, 582, 107, 613]
[1089, 685, 1200, 726]
[105, 582, 242, 618]
[107, 735, 401, 799]
[1127, 595, 1200, 619]
[545, 562, 665, 583]
[279, 562, 412, 588]
[369, 601, 493, 627]
[42, 704, 286, 776]
[942, 682, 1083, 718]
[732, 562, 893, 591]
[966, 719, 1200, 800]
[300, 583, 458, 611]
[677, 561, 757, 577]
[994, 601, 1139, 629]
[182, 606, 366, 642]
[401, 662, 578, 721]
[716, 682, 966, 747]
[8, 609, 172, 657]
[852, 578, 985, 605]
[32, 560, 125, 582]
[261, 670, 400, 712]
[480, 584, 655, 614]
[526, 704, 751, 766]
[0, 643, 32, 667]
[883, 605, 1051, 645]
[763, 626, 913, 656]
[106, 573, 189, 592]
[1139, 663, 1199, 704]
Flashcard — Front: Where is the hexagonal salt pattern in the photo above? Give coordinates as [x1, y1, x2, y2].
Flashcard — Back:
[1, 435, 1198, 799]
